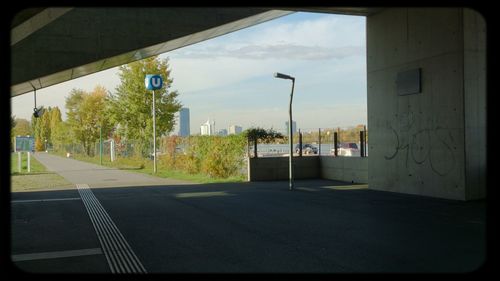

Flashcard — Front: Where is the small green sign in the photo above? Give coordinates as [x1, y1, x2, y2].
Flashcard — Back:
[15, 136, 35, 152]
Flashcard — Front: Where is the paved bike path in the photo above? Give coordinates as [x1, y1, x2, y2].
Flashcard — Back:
[33, 152, 194, 188]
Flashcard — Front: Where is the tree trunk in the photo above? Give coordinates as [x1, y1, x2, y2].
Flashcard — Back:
[85, 141, 91, 156]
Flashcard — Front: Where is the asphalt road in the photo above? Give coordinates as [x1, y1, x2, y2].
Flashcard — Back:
[9, 154, 487, 273]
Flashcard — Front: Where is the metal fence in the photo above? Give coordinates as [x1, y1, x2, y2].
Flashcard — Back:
[252, 126, 368, 158]
[55, 125, 368, 161]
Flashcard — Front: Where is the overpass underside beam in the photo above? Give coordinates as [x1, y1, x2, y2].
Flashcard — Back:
[11, 8, 293, 97]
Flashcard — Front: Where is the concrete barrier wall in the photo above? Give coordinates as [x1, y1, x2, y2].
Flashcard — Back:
[248, 156, 368, 183]
[320, 156, 368, 183]
[248, 157, 320, 181]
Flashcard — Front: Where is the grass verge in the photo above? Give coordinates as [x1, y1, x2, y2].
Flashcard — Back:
[11, 152, 47, 174]
[52, 151, 246, 184]
[10, 153, 74, 192]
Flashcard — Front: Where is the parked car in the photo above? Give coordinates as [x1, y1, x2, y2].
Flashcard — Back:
[295, 143, 318, 155]
[331, 142, 360, 157]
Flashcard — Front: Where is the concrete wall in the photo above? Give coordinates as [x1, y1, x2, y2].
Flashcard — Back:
[463, 9, 487, 200]
[320, 157, 368, 183]
[248, 156, 368, 183]
[248, 157, 319, 181]
[366, 8, 486, 200]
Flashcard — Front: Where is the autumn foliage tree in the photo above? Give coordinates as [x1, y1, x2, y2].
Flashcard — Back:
[28, 106, 63, 151]
[35, 138, 44, 152]
[65, 86, 112, 156]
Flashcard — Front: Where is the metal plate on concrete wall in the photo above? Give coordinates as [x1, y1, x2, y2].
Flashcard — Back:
[397, 68, 421, 95]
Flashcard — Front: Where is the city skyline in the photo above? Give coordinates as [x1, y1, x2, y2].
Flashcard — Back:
[178, 108, 190, 137]
[200, 119, 215, 136]
[11, 12, 367, 135]
[229, 125, 242, 135]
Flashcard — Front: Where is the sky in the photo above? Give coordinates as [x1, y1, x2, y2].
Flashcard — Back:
[10, 11, 367, 135]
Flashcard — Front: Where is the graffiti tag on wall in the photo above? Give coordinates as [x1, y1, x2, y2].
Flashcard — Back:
[384, 113, 456, 177]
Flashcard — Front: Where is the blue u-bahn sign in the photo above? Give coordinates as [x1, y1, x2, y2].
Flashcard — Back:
[145, 74, 163, 90]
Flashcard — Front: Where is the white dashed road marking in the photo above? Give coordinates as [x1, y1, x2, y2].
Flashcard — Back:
[12, 198, 81, 203]
[12, 248, 102, 262]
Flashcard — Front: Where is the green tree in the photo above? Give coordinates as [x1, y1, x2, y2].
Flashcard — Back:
[65, 86, 111, 156]
[11, 118, 31, 149]
[39, 107, 52, 149]
[30, 106, 50, 150]
[81, 86, 112, 156]
[31, 106, 44, 141]
[244, 127, 284, 158]
[52, 121, 73, 152]
[108, 56, 182, 157]
[12, 118, 31, 137]
[65, 89, 85, 152]
[49, 107, 62, 147]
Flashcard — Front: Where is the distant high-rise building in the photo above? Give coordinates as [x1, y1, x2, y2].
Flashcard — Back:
[229, 125, 242, 135]
[285, 121, 297, 134]
[200, 119, 215, 136]
[217, 129, 228, 136]
[178, 108, 190, 137]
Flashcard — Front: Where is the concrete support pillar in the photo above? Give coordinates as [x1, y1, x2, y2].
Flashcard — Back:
[366, 8, 486, 200]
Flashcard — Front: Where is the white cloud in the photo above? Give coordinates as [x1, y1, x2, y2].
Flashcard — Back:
[165, 13, 366, 97]
[171, 13, 365, 61]
[263, 14, 365, 47]
[172, 44, 364, 61]
[166, 56, 298, 94]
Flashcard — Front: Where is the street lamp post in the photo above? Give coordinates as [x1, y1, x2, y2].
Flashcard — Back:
[274, 72, 295, 191]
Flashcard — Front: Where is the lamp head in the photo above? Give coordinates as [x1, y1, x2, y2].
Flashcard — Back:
[33, 107, 43, 118]
[274, 72, 295, 80]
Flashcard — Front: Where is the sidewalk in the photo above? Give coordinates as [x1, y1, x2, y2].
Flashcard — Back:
[32, 152, 194, 188]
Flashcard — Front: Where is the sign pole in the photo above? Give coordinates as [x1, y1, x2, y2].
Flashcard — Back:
[18, 152, 21, 173]
[111, 139, 115, 162]
[145, 74, 162, 174]
[27, 152, 31, 173]
[153, 89, 157, 174]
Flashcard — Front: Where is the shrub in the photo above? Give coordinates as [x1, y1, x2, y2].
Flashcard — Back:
[165, 135, 246, 178]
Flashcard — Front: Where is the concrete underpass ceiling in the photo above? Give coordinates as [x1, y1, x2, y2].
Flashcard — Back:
[10, 7, 380, 98]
